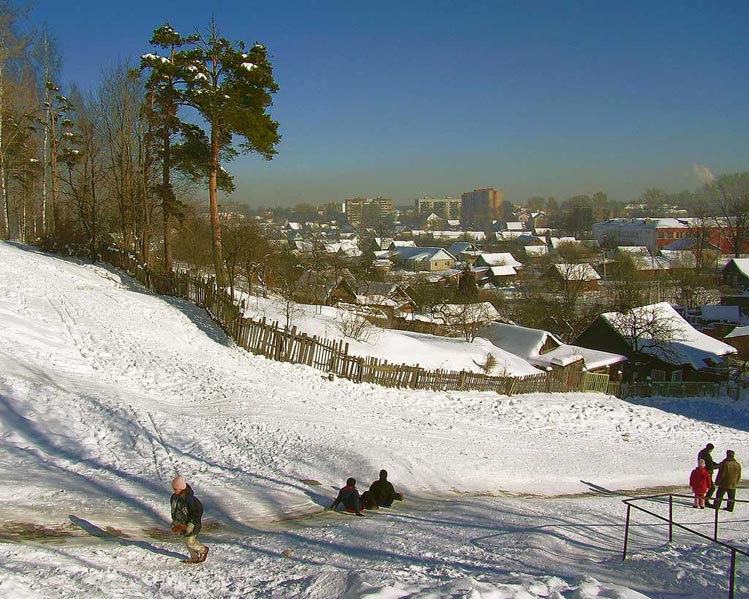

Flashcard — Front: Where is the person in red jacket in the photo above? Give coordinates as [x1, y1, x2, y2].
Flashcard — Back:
[326, 477, 365, 516]
[689, 459, 713, 509]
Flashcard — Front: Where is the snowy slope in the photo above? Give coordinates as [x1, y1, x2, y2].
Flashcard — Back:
[0, 241, 747, 598]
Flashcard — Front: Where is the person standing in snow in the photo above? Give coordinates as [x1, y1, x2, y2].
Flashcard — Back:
[326, 477, 365, 516]
[170, 476, 209, 563]
[368, 469, 404, 508]
[689, 459, 712, 508]
[713, 450, 742, 512]
[698, 443, 718, 503]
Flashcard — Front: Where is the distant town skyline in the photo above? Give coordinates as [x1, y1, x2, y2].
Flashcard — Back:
[34, 0, 749, 207]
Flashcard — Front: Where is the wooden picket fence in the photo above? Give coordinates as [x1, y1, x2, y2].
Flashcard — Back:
[100, 247, 617, 396]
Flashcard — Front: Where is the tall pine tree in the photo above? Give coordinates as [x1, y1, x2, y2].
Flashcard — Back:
[141, 24, 192, 272]
[181, 18, 280, 287]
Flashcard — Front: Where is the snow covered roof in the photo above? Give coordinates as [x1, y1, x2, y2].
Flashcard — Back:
[496, 231, 524, 240]
[601, 302, 737, 368]
[516, 234, 545, 246]
[552, 263, 600, 281]
[727, 258, 749, 279]
[489, 265, 517, 277]
[478, 323, 626, 370]
[659, 249, 697, 268]
[524, 245, 548, 257]
[616, 245, 650, 256]
[429, 302, 500, 324]
[392, 247, 456, 262]
[447, 242, 477, 255]
[477, 253, 523, 268]
[662, 238, 720, 252]
[415, 231, 486, 241]
[548, 237, 578, 248]
[725, 325, 749, 339]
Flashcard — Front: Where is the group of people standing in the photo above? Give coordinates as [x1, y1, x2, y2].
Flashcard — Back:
[690, 444, 742, 511]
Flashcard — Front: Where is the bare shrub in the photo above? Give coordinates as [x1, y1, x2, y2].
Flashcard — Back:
[335, 309, 379, 342]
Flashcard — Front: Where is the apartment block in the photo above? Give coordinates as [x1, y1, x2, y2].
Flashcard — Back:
[344, 197, 394, 227]
[415, 197, 462, 220]
[460, 188, 504, 229]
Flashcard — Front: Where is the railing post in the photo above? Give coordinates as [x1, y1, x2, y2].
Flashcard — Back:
[668, 495, 673, 543]
[623, 504, 631, 561]
[714, 506, 720, 542]
[729, 547, 736, 599]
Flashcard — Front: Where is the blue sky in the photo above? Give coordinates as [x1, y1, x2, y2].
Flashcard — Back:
[33, 0, 749, 208]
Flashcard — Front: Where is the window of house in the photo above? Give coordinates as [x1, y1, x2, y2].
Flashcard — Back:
[671, 370, 683, 382]
[651, 369, 666, 382]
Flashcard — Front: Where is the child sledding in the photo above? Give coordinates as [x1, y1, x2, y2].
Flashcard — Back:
[327, 469, 405, 515]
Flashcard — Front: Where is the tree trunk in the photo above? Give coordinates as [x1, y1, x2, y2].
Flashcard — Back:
[0, 63, 8, 238]
[208, 120, 225, 287]
[161, 107, 173, 272]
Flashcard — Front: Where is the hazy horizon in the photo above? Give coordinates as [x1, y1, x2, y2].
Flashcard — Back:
[36, 0, 749, 207]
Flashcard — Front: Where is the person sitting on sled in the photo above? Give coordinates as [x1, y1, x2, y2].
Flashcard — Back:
[170, 476, 209, 563]
[367, 469, 404, 508]
[327, 477, 365, 516]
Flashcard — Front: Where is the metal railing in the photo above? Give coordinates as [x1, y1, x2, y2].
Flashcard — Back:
[622, 493, 748, 599]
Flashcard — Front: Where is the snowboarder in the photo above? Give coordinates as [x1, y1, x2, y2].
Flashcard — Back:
[326, 477, 365, 516]
[697, 443, 718, 503]
[170, 476, 209, 563]
[368, 469, 404, 508]
[689, 459, 712, 508]
[713, 450, 742, 512]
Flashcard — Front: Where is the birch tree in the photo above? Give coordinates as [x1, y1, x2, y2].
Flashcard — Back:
[0, 1, 31, 237]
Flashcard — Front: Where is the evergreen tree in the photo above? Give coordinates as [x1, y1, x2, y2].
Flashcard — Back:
[181, 18, 280, 287]
[458, 265, 478, 299]
[141, 24, 193, 272]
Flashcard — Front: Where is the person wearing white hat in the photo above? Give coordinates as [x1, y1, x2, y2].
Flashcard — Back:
[170, 476, 209, 563]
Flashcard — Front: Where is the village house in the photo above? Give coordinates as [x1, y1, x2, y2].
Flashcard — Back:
[390, 246, 457, 272]
[724, 326, 749, 362]
[477, 322, 626, 377]
[607, 246, 668, 279]
[356, 282, 418, 320]
[721, 258, 749, 290]
[447, 241, 481, 265]
[593, 217, 749, 255]
[540, 263, 600, 293]
[658, 238, 720, 271]
[574, 302, 736, 383]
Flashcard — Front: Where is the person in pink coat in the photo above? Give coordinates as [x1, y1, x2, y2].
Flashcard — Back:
[689, 458, 713, 508]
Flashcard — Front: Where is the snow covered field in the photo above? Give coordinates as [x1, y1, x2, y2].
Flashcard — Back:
[1, 240, 748, 598]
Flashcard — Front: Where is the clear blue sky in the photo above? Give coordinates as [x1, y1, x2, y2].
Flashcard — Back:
[32, 0, 749, 208]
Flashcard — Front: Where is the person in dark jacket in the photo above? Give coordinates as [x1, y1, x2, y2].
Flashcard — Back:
[170, 476, 209, 563]
[368, 469, 404, 508]
[327, 477, 364, 516]
[713, 450, 742, 512]
[698, 443, 718, 502]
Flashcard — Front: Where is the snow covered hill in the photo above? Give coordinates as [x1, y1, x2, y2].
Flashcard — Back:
[1, 241, 747, 598]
